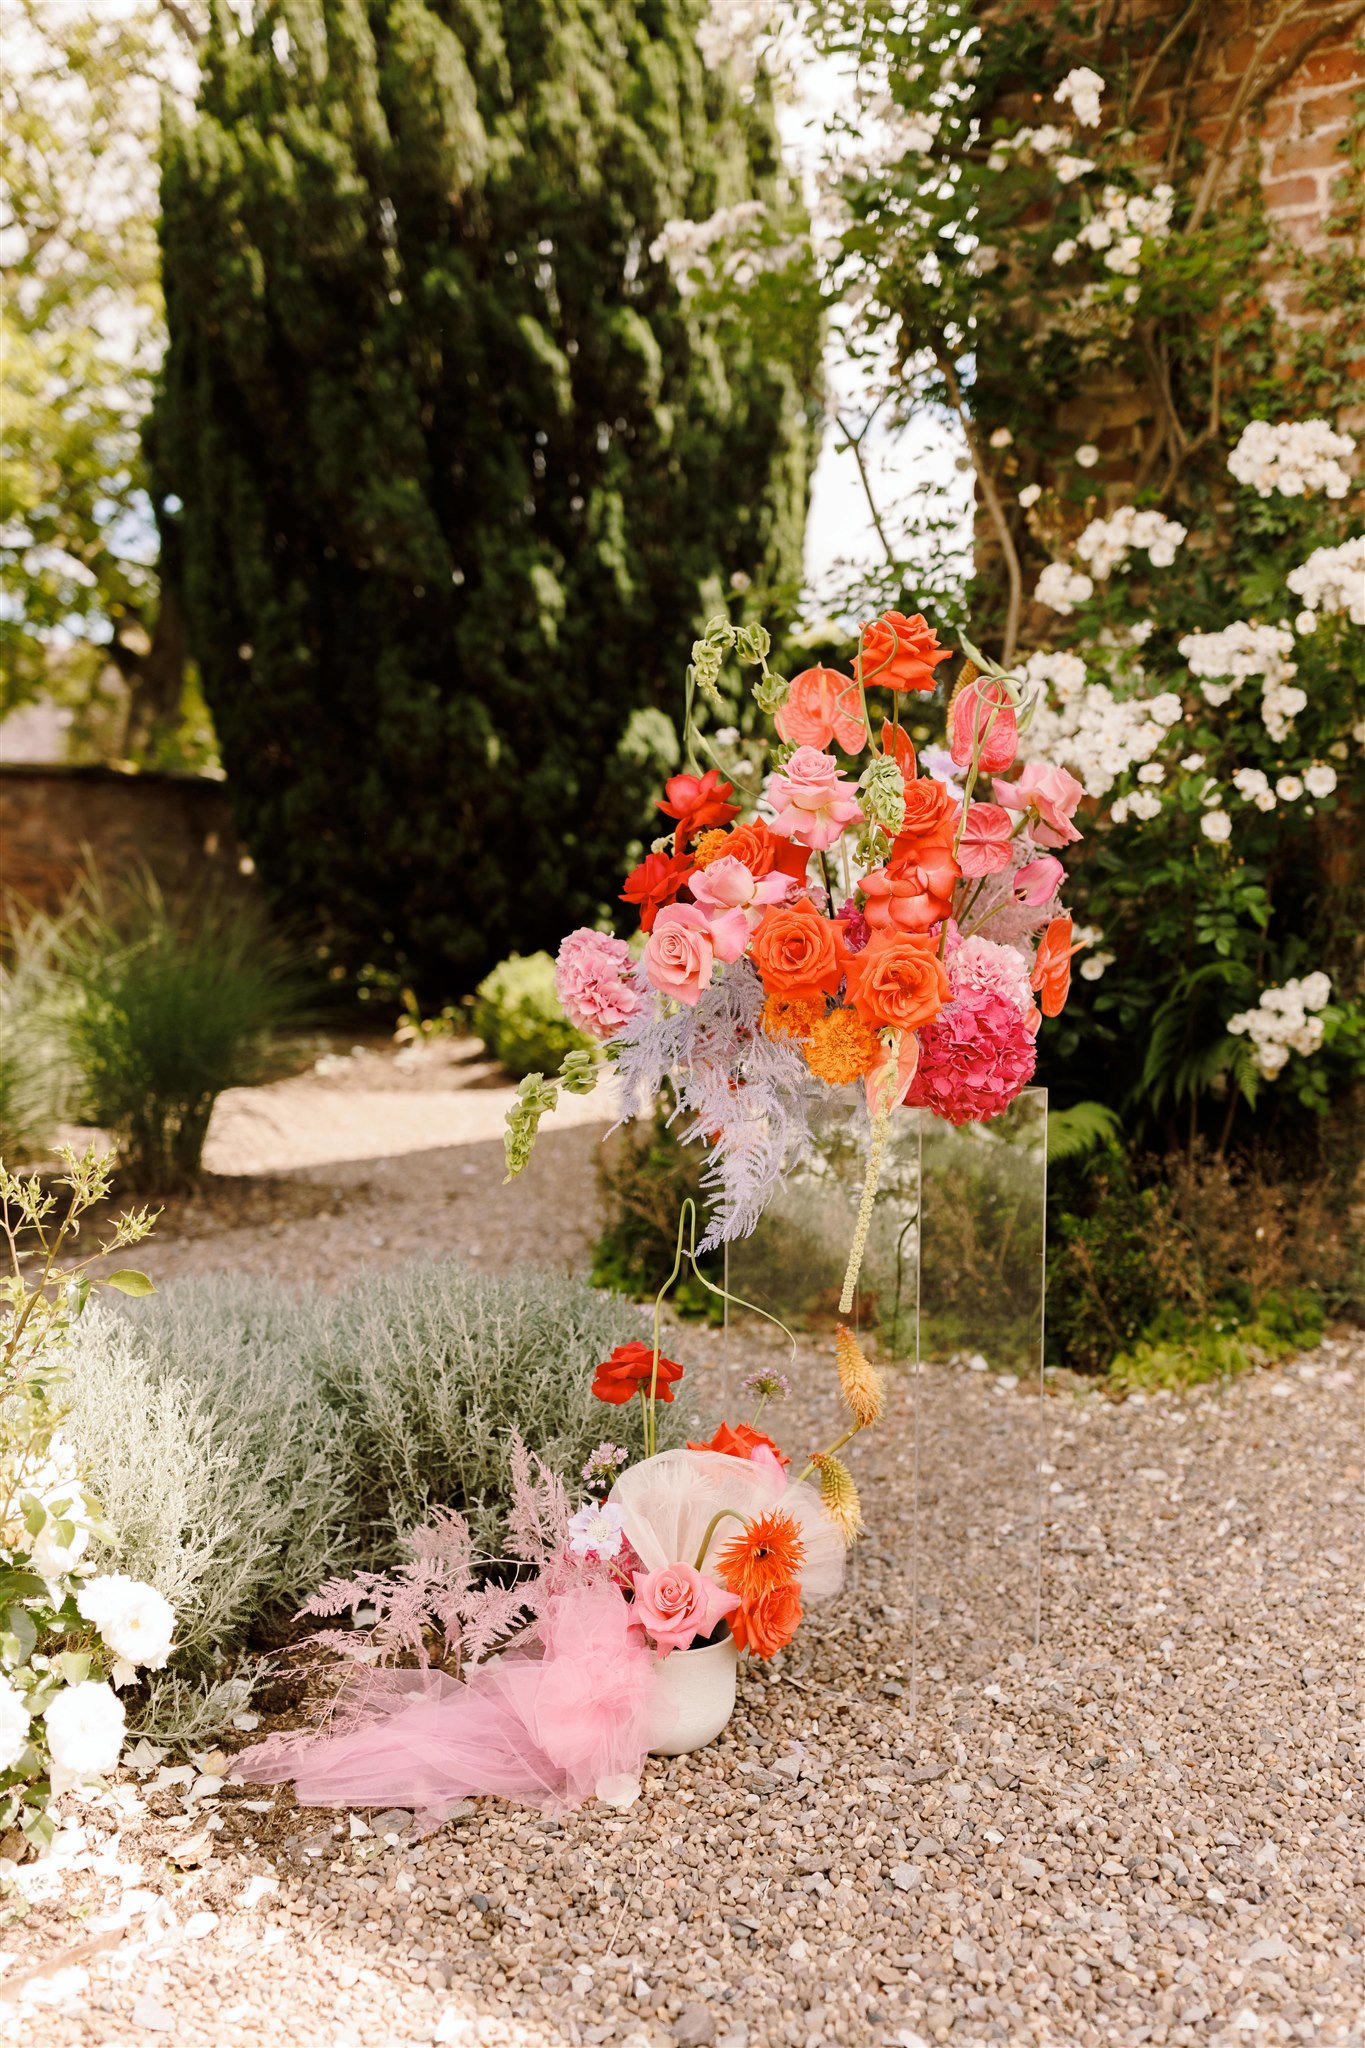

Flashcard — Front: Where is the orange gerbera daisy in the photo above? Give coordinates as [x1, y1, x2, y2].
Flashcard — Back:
[716, 1509, 806, 1602]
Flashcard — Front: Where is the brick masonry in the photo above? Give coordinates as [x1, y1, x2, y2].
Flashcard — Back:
[0, 765, 252, 935]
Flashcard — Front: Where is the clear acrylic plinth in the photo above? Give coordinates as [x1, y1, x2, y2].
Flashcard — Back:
[724, 1087, 1049, 1713]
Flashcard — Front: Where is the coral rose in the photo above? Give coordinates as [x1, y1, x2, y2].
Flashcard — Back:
[950, 675, 1019, 774]
[730, 1581, 803, 1660]
[620, 848, 694, 932]
[776, 667, 867, 754]
[889, 774, 960, 871]
[631, 1564, 739, 1656]
[861, 859, 956, 936]
[722, 817, 811, 884]
[687, 1421, 790, 1468]
[749, 898, 848, 1000]
[1031, 915, 1076, 1017]
[857, 611, 952, 694]
[592, 1341, 684, 1405]
[845, 929, 951, 1033]
[657, 769, 740, 849]
[995, 763, 1084, 848]
[642, 903, 715, 1006]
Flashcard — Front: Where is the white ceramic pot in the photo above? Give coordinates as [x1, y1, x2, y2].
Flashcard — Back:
[647, 1635, 739, 1756]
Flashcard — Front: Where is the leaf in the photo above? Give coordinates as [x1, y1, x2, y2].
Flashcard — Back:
[1046, 1101, 1121, 1164]
[6, 1605, 37, 1664]
[104, 1269, 155, 1296]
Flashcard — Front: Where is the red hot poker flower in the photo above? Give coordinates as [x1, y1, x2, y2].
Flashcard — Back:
[657, 769, 740, 850]
[591, 1341, 685, 1406]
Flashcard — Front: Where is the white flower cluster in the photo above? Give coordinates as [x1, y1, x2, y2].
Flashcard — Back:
[1227, 419, 1355, 500]
[1227, 974, 1332, 1079]
[1034, 562, 1095, 614]
[650, 202, 783, 292]
[1177, 620, 1306, 742]
[1055, 66, 1105, 129]
[1232, 763, 1337, 810]
[1022, 652, 1183, 799]
[1056, 183, 1174, 274]
[1286, 534, 1365, 626]
[1075, 504, 1188, 577]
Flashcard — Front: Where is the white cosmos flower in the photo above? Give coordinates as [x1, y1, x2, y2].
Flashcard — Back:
[44, 1681, 126, 1791]
[77, 1575, 176, 1671]
[1200, 809, 1231, 842]
[0, 1677, 30, 1774]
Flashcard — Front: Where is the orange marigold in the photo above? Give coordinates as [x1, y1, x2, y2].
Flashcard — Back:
[803, 1006, 880, 1085]
[690, 828, 731, 869]
[716, 1509, 806, 1602]
[762, 992, 824, 1043]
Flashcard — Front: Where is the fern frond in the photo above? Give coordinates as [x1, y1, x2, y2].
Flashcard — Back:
[1045, 1101, 1121, 1164]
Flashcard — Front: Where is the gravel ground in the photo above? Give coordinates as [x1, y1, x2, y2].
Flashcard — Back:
[3, 1335, 1360, 2047]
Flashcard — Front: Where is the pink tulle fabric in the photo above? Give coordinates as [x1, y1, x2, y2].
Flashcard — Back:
[232, 1583, 663, 1826]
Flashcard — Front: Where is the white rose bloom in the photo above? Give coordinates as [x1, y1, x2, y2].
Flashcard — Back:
[0, 1677, 31, 1774]
[1137, 763, 1165, 784]
[1228, 419, 1355, 501]
[1075, 444, 1100, 468]
[1200, 809, 1231, 842]
[1275, 775, 1303, 801]
[1056, 155, 1094, 184]
[1299, 972, 1332, 1009]
[1034, 562, 1094, 614]
[77, 1575, 176, 1671]
[1127, 789, 1162, 821]
[1303, 763, 1338, 798]
[1079, 952, 1115, 981]
[1052, 238, 1078, 265]
[43, 1681, 126, 1790]
[1287, 536, 1365, 626]
[1254, 788, 1277, 811]
[31, 1516, 91, 1581]
[1294, 611, 1317, 634]
[1147, 693, 1183, 725]
[1180, 753, 1205, 771]
[1329, 740, 1349, 760]
[1232, 767, 1270, 800]
[1055, 65, 1105, 128]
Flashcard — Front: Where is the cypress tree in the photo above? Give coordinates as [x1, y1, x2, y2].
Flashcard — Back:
[155, 0, 816, 993]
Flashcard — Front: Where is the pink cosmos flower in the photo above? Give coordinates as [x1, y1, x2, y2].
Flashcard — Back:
[1013, 854, 1065, 906]
[956, 802, 1014, 877]
[765, 748, 864, 852]
[631, 1564, 740, 1657]
[687, 855, 790, 962]
[555, 928, 643, 1040]
[905, 985, 1038, 1125]
[950, 677, 1018, 774]
[776, 666, 868, 755]
[642, 903, 716, 1006]
[994, 763, 1085, 848]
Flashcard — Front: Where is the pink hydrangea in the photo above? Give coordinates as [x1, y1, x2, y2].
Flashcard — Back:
[555, 928, 642, 1039]
[946, 933, 1035, 1020]
[905, 986, 1038, 1125]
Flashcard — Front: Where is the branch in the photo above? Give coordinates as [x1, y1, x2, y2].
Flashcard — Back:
[830, 399, 899, 572]
[1128, 0, 1207, 122]
[935, 352, 1023, 666]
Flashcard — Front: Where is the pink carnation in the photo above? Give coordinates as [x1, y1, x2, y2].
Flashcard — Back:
[555, 929, 642, 1040]
[905, 986, 1038, 1125]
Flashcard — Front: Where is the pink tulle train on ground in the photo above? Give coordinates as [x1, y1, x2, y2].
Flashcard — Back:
[232, 1584, 662, 1826]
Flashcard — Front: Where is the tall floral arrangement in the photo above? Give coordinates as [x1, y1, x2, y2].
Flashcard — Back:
[509, 610, 1079, 1307]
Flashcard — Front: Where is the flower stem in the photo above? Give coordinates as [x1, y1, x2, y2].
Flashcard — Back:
[692, 1509, 749, 1573]
[795, 1421, 862, 1489]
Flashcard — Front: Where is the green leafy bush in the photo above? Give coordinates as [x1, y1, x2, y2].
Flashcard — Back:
[59, 874, 311, 1188]
[63, 1261, 685, 1735]
[471, 953, 588, 1082]
[1108, 1291, 1324, 1394]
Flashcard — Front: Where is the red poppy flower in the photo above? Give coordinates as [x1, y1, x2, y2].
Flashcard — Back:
[591, 1341, 685, 1406]
[686, 1421, 790, 1468]
[657, 769, 740, 850]
[620, 849, 695, 932]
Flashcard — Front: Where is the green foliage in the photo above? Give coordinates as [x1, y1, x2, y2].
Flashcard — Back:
[1045, 1101, 1121, 1166]
[62, 1262, 686, 1735]
[58, 875, 312, 1188]
[154, 0, 819, 996]
[0, 905, 79, 1162]
[1108, 1292, 1324, 1395]
[591, 1108, 723, 1321]
[471, 953, 587, 1083]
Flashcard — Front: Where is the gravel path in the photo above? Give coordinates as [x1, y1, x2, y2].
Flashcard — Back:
[4, 1333, 1360, 2047]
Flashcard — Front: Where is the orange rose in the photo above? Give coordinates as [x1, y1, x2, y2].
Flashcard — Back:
[1031, 916, 1074, 1018]
[857, 611, 952, 694]
[845, 929, 950, 1033]
[749, 898, 848, 999]
[890, 775, 960, 871]
[724, 816, 811, 884]
[730, 1581, 803, 1660]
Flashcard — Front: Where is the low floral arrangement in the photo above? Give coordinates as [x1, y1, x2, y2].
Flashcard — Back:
[508, 607, 1080, 1312]
[1, 1151, 175, 1852]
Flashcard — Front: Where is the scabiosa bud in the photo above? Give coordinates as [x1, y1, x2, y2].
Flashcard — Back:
[741, 1370, 793, 1403]
[835, 1326, 884, 1428]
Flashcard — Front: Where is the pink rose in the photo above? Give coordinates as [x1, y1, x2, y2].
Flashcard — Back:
[765, 748, 864, 853]
[1013, 854, 1064, 906]
[688, 856, 790, 962]
[642, 903, 716, 1006]
[555, 928, 642, 1040]
[994, 763, 1085, 848]
[956, 802, 1014, 877]
[631, 1564, 740, 1656]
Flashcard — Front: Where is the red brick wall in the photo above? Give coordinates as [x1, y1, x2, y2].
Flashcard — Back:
[0, 765, 252, 934]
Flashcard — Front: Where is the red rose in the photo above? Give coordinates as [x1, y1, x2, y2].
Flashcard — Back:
[657, 769, 740, 850]
[592, 1341, 685, 1406]
[687, 1421, 790, 1468]
[857, 611, 952, 694]
[620, 849, 695, 932]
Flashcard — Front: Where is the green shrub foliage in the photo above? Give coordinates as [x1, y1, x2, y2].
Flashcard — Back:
[471, 952, 587, 1082]
[154, 0, 818, 996]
